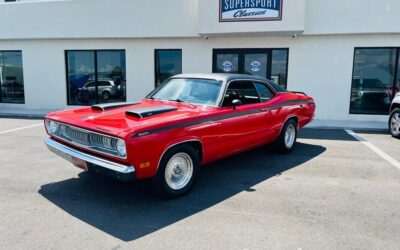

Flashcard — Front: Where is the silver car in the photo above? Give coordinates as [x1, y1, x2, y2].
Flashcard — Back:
[389, 93, 400, 138]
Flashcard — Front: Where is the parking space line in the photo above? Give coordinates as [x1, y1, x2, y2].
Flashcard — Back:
[346, 130, 400, 170]
[0, 123, 43, 135]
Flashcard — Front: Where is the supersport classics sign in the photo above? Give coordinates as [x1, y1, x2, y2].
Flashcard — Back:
[220, 0, 283, 22]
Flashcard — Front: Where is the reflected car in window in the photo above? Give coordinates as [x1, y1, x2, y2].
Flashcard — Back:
[44, 74, 316, 198]
[77, 80, 119, 103]
[350, 78, 391, 113]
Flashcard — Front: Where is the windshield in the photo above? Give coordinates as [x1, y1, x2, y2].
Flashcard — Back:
[150, 78, 222, 106]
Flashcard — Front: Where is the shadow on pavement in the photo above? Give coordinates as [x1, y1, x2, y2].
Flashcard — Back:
[353, 129, 389, 135]
[299, 128, 358, 141]
[39, 142, 325, 242]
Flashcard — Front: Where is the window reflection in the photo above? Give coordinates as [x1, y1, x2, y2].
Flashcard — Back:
[96, 51, 126, 104]
[350, 48, 396, 114]
[0, 51, 25, 104]
[271, 49, 288, 88]
[66, 50, 126, 105]
[155, 50, 182, 87]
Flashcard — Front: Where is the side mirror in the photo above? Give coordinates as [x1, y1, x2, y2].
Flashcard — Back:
[232, 99, 242, 109]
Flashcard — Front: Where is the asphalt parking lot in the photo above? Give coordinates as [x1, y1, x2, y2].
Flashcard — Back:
[0, 118, 399, 250]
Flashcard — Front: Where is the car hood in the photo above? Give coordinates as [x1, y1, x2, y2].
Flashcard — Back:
[45, 99, 217, 138]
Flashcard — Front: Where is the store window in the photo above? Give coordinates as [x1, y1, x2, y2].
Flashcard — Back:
[155, 49, 182, 87]
[0, 51, 24, 104]
[66, 50, 126, 105]
[213, 48, 289, 88]
[350, 48, 399, 114]
[271, 49, 288, 88]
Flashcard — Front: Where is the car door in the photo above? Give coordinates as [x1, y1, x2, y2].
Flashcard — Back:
[253, 81, 279, 142]
[217, 80, 274, 158]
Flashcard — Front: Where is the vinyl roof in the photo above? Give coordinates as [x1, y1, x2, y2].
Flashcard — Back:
[171, 73, 269, 83]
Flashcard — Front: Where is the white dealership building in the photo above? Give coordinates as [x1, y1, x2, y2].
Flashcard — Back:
[0, 0, 400, 127]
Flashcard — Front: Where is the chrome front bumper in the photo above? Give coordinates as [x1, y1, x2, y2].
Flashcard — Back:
[45, 138, 135, 181]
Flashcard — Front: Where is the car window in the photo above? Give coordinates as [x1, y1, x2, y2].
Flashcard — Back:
[86, 82, 96, 88]
[98, 81, 111, 87]
[222, 81, 260, 107]
[255, 82, 274, 102]
[150, 78, 222, 106]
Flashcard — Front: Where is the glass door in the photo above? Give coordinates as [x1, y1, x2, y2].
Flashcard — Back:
[213, 48, 289, 88]
[244, 53, 268, 78]
[214, 53, 240, 74]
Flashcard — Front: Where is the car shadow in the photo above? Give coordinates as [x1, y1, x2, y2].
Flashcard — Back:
[298, 128, 358, 141]
[39, 142, 326, 242]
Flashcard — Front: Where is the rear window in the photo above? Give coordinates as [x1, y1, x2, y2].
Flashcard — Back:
[267, 80, 288, 93]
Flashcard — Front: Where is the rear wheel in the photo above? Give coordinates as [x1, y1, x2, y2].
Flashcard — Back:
[389, 108, 400, 138]
[275, 119, 298, 153]
[102, 91, 111, 100]
[152, 144, 200, 198]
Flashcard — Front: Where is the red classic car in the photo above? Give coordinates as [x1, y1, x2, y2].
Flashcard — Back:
[45, 74, 316, 198]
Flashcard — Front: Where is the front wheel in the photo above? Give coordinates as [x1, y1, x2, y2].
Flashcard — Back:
[152, 144, 200, 198]
[274, 119, 298, 153]
[389, 108, 400, 138]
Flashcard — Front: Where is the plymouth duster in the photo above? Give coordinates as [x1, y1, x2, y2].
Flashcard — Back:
[45, 73, 315, 198]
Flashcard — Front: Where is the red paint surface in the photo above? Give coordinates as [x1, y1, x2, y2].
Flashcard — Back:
[45, 92, 315, 179]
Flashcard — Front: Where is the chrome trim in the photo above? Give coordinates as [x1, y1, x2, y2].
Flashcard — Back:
[155, 139, 203, 174]
[46, 120, 127, 159]
[45, 138, 135, 174]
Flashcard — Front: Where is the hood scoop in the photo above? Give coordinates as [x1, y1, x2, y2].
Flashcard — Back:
[126, 105, 177, 118]
[92, 102, 139, 111]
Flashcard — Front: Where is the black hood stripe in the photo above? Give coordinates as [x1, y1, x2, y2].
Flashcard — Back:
[133, 99, 313, 137]
[92, 102, 139, 111]
[126, 106, 178, 118]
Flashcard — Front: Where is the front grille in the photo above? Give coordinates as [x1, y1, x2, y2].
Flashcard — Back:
[55, 123, 120, 157]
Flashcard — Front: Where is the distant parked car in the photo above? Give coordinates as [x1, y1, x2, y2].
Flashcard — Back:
[389, 93, 400, 138]
[77, 80, 118, 102]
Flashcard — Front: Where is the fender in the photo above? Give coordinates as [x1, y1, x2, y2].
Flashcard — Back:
[155, 137, 204, 174]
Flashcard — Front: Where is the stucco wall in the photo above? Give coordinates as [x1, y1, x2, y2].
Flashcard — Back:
[0, 0, 199, 39]
[1, 34, 399, 122]
[0, 0, 399, 39]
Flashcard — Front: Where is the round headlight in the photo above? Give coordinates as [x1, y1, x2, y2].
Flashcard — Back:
[116, 139, 126, 157]
[48, 121, 58, 134]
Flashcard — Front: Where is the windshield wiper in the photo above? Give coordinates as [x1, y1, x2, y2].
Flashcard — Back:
[168, 98, 197, 108]
[168, 98, 185, 103]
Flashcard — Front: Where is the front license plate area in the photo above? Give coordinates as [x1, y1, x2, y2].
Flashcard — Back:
[71, 157, 88, 171]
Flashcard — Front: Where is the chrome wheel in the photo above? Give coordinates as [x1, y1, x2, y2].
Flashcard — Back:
[164, 152, 194, 190]
[391, 112, 400, 136]
[284, 124, 296, 148]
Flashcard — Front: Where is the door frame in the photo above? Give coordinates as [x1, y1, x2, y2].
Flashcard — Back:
[212, 48, 289, 87]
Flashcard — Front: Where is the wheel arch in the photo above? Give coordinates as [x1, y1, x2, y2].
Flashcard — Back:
[155, 139, 204, 174]
[390, 103, 400, 113]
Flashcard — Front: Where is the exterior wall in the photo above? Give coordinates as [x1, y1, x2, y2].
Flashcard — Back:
[1, 34, 399, 122]
[304, 0, 400, 35]
[0, 0, 199, 39]
[199, 0, 306, 36]
[1, 0, 400, 40]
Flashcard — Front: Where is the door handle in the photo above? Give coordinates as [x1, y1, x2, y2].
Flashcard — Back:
[260, 108, 270, 112]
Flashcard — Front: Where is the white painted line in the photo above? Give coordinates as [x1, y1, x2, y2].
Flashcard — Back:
[346, 129, 400, 170]
[0, 123, 42, 135]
